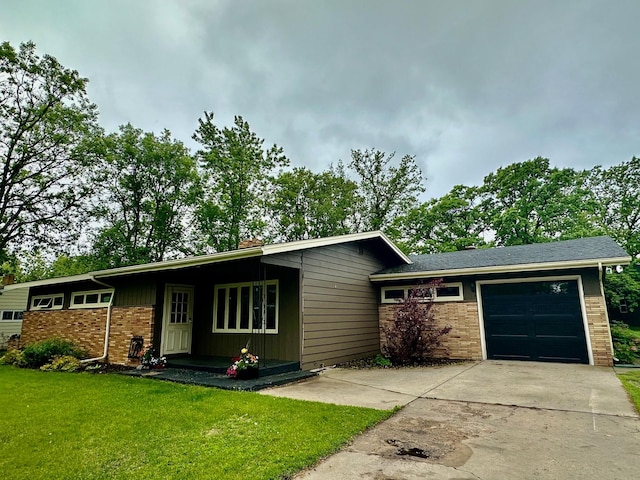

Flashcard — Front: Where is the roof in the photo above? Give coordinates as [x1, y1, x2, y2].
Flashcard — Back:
[371, 236, 631, 281]
[3, 231, 410, 291]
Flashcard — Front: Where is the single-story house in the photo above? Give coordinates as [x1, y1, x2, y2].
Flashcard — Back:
[5, 233, 630, 368]
[372, 235, 630, 366]
[0, 275, 27, 349]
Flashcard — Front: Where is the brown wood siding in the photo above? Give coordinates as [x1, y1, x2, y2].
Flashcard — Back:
[190, 264, 300, 362]
[300, 243, 387, 370]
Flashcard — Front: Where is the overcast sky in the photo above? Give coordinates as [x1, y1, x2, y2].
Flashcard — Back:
[3, 0, 639, 199]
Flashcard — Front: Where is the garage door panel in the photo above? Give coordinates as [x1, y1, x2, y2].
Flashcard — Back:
[482, 280, 589, 364]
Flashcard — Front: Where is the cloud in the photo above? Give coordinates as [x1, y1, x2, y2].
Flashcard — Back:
[2, 0, 639, 199]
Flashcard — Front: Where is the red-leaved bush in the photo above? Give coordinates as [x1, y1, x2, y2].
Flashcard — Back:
[382, 280, 452, 365]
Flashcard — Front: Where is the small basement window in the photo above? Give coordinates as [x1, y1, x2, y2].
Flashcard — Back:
[0, 311, 23, 321]
[31, 294, 64, 310]
[70, 289, 114, 309]
[381, 282, 464, 303]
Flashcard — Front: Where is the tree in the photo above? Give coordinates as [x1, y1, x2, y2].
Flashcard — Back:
[349, 149, 424, 231]
[480, 157, 595, 246]
[390, 185, 488, 254]
[92, 124, 199, 267]
[193, 113, 289, 252]
[267, 164, 360, 241]
[0, 41, 100, 261]
[589, 157, 640, 256]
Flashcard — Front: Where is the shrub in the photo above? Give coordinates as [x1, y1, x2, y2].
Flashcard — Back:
[40, 355, 82, 372]
[611, 321, 640, 364]
[373, 354, 392, 368]
[20, 338, 87, 369]
[0, 349, 24, 366]
[382, 280, 452, 365]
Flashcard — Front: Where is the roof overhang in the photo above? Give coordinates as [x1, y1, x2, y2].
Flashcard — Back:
[3, 231, 411, 291]
[369, 255, 632, 282]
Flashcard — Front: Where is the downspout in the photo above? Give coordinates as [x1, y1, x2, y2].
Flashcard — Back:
[598, 262, 617, 363]
[80, 276, 115, 364]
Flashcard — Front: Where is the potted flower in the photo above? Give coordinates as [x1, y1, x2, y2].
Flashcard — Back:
[226, 347, 259, 379]
[140, 347, 167, 369]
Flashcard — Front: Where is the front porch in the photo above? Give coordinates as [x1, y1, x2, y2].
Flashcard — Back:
[123, 355, 316, 391]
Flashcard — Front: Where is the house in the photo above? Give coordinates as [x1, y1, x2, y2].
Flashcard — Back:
[372, 236, 630, 366]
[0, 275, 27, 349]
[11, 232, 409, 369]
[6, 233, 630, 369]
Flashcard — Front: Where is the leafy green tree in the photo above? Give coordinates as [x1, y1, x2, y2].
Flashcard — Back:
[604, 259, 640, 316]
[390, 185, 489, 254]
[268, 165, 360, 241]
[589, 157, 640, 256]
[0, 41, 100, 261]
[193, 113, 289, 251]
[349, 149, 424, 232]
[480, 157, 596, 246]
[92, 124, 199, 267]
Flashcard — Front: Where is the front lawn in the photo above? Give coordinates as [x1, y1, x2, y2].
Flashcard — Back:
[0, 366, 391, 479]
[618, 370, 640, 413]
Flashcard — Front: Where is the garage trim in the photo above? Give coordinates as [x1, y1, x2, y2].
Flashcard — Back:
[476, 275, 594, 365]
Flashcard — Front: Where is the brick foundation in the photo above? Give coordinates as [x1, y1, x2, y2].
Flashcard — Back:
[21, 306, 155, 366]
[380, 297, 615, 366]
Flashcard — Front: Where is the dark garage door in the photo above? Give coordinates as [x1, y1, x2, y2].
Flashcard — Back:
[481, 280, 589, 364]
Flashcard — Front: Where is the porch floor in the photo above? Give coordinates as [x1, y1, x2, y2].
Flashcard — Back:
[121, 356, 316, 392]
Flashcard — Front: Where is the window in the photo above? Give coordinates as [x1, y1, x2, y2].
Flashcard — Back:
[381, 282, 464, 303]
[213, 281, 279, 334]
[70, 289, 113, 309]
[31, 294, 64, 310]
[619, 299, 629, 314]
[1, 311, 23, 321]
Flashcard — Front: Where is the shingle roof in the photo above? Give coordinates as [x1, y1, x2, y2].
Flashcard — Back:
[374, 236, 630, 276]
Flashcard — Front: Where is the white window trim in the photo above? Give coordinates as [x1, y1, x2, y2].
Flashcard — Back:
[30, 294, 64, 311]
[0, 310, 23, 321]
[69, 289, 114, 309]
[381, 282, 464, 303]
[213, 280, 279, 334]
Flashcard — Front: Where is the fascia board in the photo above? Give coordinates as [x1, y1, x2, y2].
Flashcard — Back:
[369, 256, 632, 282]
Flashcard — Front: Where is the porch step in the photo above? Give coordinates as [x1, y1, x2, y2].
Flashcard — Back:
[166, 357, 301, 377]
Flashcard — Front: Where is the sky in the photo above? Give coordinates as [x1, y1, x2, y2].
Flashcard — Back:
[2, 0, 639, 200]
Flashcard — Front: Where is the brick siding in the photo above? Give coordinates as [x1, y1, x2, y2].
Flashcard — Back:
[379, 301, 483, 361]
[21, 306, 155, 366]
[584, 295, 614, 366]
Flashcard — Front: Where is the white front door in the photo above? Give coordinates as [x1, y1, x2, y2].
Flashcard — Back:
[161, 285, 194, 355]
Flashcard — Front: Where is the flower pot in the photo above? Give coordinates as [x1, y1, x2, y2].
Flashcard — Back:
[235, 367, 259, 380]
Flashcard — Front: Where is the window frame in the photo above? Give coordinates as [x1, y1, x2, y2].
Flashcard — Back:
[381, 282, 464, 303]
[0, 310, 23, 321]
[69, 289, 114, 309]
[30, 294, 64, 311]
[213, 280, 279, 334]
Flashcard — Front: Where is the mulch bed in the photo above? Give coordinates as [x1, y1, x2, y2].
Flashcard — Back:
[336, 356, 467, 370]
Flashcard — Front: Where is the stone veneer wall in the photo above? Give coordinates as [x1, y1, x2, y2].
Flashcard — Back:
[380, 296, 615, 366]
[379, 302, 483, 361]
[21, 306, 155, 366]
[583, 295, 614, 366]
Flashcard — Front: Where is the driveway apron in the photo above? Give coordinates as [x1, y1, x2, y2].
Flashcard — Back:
[260, 361, 640, 479]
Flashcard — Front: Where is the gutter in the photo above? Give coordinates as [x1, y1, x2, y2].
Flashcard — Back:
[80, 276, 115, 364]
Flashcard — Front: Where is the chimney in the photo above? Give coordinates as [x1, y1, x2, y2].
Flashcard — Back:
[2, 274, 15, 286]
[238, 238, 264, 249]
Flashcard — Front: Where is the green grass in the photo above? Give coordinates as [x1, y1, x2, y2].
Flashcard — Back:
[0, 366, 392, 479]
[618, 370, 640, 413]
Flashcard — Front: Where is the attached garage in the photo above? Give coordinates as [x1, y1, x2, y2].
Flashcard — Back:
[480, 279, 589, 364]
[372, 236, 632, 367]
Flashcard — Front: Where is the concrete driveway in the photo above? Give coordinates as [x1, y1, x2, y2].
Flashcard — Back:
[260, 361, 640, 479]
